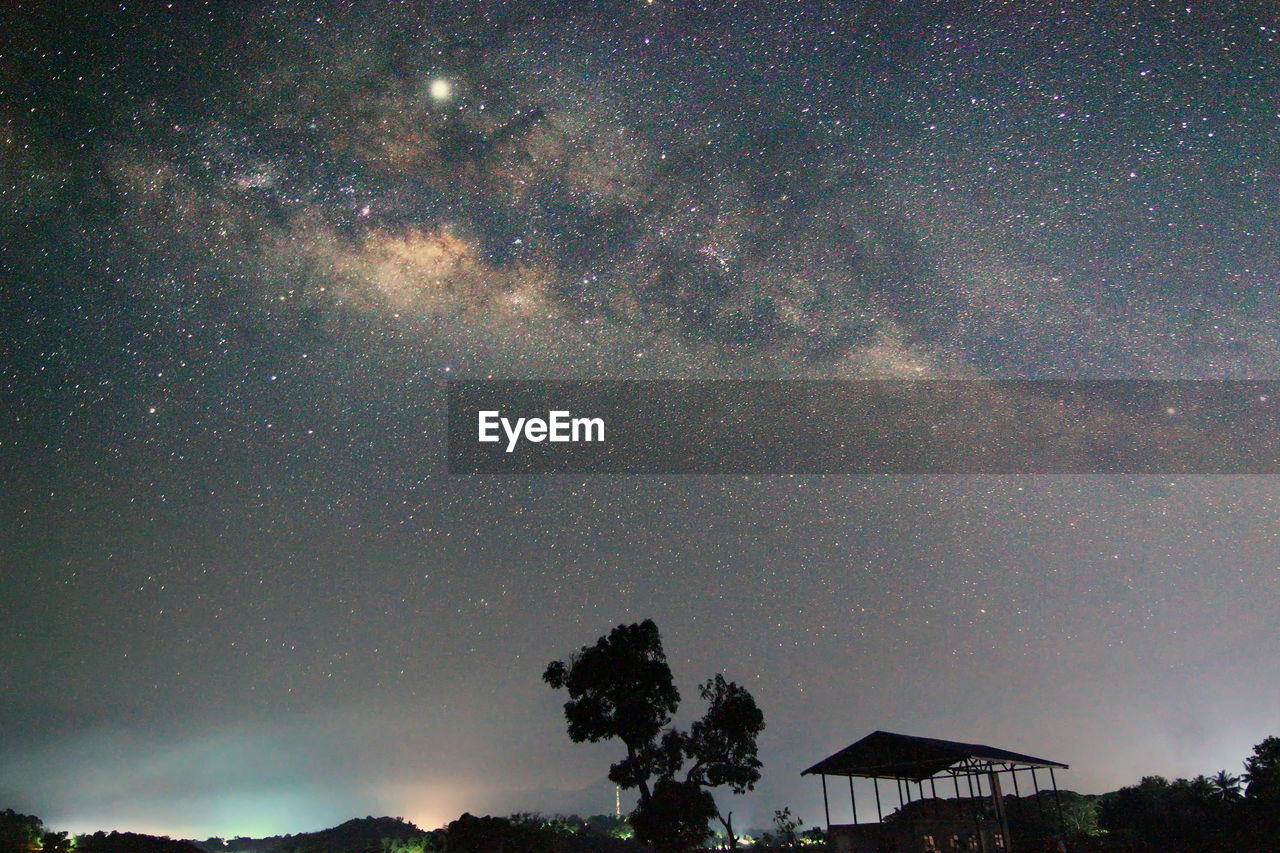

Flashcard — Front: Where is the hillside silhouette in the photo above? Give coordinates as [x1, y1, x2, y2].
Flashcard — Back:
[201, 817, 427, 853]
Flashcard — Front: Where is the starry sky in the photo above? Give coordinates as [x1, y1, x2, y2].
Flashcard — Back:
[3, 0, 1280, 838]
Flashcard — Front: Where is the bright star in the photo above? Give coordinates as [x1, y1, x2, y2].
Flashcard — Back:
[429, 78, 452, 103]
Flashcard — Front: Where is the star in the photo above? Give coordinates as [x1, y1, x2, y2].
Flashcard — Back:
[429, 78, 453, 103]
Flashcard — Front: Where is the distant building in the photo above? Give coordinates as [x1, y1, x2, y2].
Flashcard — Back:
[802, 731, 1069, 853]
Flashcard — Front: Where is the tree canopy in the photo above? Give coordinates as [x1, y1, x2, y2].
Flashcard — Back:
[544, 619, 764, 852]
[1243, 735, 1280, 802]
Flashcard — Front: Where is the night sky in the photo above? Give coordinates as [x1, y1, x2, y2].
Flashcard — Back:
[3, 0, 1280, 838]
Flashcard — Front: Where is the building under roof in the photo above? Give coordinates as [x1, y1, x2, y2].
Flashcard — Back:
[802, 731, 1070, 853]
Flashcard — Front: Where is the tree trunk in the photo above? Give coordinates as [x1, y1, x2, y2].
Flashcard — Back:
[717, 810, 738, 850]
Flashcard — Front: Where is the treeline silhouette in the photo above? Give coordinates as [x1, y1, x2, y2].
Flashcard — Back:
[0, 819, 204, 853]
[1, 734, 1276, 852]
[0, 813, 635, 853]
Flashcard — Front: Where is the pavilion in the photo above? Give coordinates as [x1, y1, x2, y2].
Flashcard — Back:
[802, 730, 1069, 853]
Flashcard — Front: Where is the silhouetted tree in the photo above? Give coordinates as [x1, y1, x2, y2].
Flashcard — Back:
[685, 675, 765, 793]
[1097, 775, 1174, 848]
[1004, 790, 1098, 844]
[40, 833, 72, 853]
[543, 620, 681, 802]
[544, 620, 765, 852]
[626, 779, 718, 853]
[441, 813, 553, 853]
[1241, 735, 1280, 844]
[581, 814, 630, 839]
[762, 807, 804, 849]
[76, 832, 206, 853]
[1210, 769, 1243, 802]
[1097, 774, 1243, 851]
[1183, 775, 1216, 802]
[1242, 735, 1280, 802]
[0, 810, 42, 853]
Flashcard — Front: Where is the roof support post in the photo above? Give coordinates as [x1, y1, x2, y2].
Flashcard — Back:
[1031, 767, 1045, 818]
[1010, 765, 1023, 827]
[849, 775, 858, 825]
[965, 765, 984, 852]
[821, 774, 831, 830]
[874, 776, 883, 823]
[1050, 767, 1066, 834]
[990, 770, 1012, 853]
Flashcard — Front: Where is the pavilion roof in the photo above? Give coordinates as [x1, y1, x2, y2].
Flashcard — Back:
[801, 730, 1068, 782]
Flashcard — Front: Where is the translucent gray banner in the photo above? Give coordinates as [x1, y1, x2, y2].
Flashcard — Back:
[447, 381, 1280, 474]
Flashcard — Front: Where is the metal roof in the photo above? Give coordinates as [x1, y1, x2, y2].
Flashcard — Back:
[801, 730, 1068, 781]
